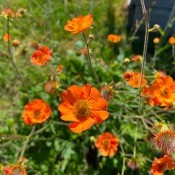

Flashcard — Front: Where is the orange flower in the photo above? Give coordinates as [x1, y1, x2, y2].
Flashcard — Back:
[31, 46, 52, 66]
[58, 84, 109, 133]
[2, 8, 14, 17]
[95, 132, 119, 157]
[4, 164, 27, 175]
[151, 155, 175, 175]
[123, 71, 147, 88]
[64, 14, 93, 34]
[142, 75, 175, 108]
[22, 99, 52, 125]
[131, 55, 142, 62]
[169, 36, 175, 45]
[107, 34, 121, 43]
[3, 33, 11, 42]
[153, 37, 160, 44]
[154, 130, 175, 154]
[57, 64, 64, 73]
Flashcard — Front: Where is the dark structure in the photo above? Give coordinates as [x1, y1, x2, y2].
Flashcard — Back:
[127, 0, 175, 55]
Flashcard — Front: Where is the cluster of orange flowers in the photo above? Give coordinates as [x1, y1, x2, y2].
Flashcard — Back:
[31, 46, 52, 66]
[151, 155, 175, 175]
[95, 132, 119, 157]
[123, 71, 147, 88]
[142, 73, 175, 108]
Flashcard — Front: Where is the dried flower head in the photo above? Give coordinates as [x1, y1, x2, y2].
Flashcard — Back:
[127, 158, 140, 170]
[58, 84, 109, 133]
[45, 80, 58, 94]
[64, 14, 93, 34]
[31, 46, 52, 66]
[151, 155, 175, 175]
[107, 34, 121, 43]
[22, 99, 52, 125]
[95, 132, 119, 157]
[154, 129, 175, 154]
[101, 84, 114, 101]
[13, 39, 20, 47]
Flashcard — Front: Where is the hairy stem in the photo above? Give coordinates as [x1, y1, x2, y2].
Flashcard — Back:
[82, 33, 100, 86]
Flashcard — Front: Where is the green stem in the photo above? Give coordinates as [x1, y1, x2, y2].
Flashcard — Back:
[6, 16, 31, 98]
[19, 126, 36, 161]
[82, 33, 100, 86]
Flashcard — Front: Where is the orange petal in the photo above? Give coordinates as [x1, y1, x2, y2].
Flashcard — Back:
[88, 87, 101, 100]
[93, 111, 109, 122]
[68, 118, 95, 133]
[90, 98, 108, 110]
[58, 101, 73, 115]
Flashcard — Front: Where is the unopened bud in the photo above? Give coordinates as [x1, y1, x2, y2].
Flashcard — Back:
[123, 58, 130, 64]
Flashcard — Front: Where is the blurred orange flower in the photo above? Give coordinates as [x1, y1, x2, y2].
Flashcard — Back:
[64, 14, 93, 34]
[4, 164, 27, 175]
[58, 84, 109, 133]
[107, 34, 121, 43]
[151, 155, 175, 175]
[131, 55, 142, 62]
[3, 33, 11, 42]
[2, 8, 14, 17]
[31, 46, 52, 66]
[169, 36, 175, 45]
[57, 64, 64, 73]
[123, 71, 147, 88]
[22, 99, 52, 125]
[142, 75, 175, 108]
[95, 132, 119, 157]
[154, 129, 175, 154]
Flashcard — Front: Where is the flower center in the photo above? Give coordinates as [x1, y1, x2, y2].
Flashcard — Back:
[102, 140, 109, 147]
[74, 99, 91, 119]
[33, 109, 41, 119]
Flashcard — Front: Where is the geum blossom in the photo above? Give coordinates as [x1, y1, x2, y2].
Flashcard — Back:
[58, 84, 109, 133]
[64, 14, 93, 34]
[4, 164, 27, 175]
[22, 99, 52, 125]
[123, 71, 147, 88]
[31, 46, 52, 66]
[107, 34, 121, 43]
[95, 132, 119, 157]
[151, 155, 175, 175]
[142, 75, 175, 108]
